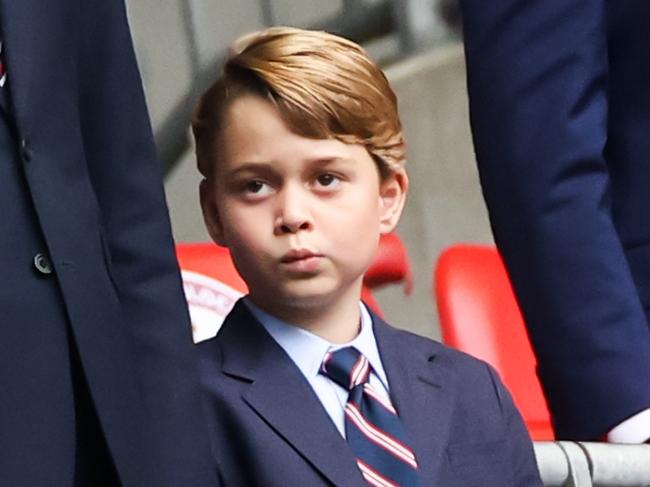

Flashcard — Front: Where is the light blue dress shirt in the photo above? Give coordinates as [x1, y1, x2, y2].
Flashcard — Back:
[244, 299, 391, 438]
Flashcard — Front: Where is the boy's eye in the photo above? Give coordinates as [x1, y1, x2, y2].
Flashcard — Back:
[245, 180, 265, 193]
[314, 173, 341, 189]
[241, 180, 273, 197]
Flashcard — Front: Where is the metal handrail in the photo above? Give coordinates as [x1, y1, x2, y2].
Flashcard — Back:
[534, 442, 650, 486]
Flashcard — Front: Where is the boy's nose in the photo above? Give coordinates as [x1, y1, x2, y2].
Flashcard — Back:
[274, 186, 313, 235]
[278, 219, 311, 234]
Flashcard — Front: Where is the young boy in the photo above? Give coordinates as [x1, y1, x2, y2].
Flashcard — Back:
[193, 27, 542, 486]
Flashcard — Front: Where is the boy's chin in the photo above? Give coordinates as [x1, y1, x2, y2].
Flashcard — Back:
[252, 291, 334, 312]
[250, 284, 358, 313]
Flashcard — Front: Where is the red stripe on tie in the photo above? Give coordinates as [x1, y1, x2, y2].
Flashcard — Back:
[363, 383, 397, 415]
[357, 459, 400, 487]
[346, 403, 418, 469]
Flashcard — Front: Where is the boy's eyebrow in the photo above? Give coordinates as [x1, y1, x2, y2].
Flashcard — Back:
[310, 156, 354, 165]
[222, 162, 276, 178]
[307, 156, 362, 169]
[226, 156, 355, 176]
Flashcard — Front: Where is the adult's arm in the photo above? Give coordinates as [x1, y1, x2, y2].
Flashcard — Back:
[459, 0, 650, 439]
[76, 0, 217, 483]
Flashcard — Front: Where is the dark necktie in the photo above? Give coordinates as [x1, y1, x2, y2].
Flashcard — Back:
[320, 347, 419, 487]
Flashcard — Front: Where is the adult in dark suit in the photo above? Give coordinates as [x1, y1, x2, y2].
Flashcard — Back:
[198, 300, 541, 486]
[459, 0, 650, 441]
[0, 1, 217, 485]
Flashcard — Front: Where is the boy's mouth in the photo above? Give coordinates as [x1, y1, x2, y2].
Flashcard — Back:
[280, 248, 321, 263]
[280, 249, 323, 273]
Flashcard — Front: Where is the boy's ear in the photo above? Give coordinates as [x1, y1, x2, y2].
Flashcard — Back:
[378, 169, 408, 234]
[199, 179, 227, 247]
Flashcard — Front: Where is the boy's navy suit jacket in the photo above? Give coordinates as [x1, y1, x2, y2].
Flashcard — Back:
[460, 0, 650, 439]
[198, 300, 542, 486]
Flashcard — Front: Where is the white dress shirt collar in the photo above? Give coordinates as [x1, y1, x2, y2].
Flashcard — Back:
[243, 298, 389, 390]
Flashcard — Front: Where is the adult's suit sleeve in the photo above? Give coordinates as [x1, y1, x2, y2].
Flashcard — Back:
[75, 0, 218, 484]
[459, 0, 650, 439]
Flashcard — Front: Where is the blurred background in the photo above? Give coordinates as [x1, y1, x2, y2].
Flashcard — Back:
[125, 0, 493, 339]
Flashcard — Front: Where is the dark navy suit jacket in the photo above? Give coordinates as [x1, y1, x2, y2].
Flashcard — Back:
[198, 300, 541, 486]
[460, 0, 650, 439]
[0, 1, 216, 485]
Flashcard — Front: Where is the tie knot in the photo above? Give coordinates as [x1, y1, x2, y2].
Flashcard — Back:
[320, 347, 370, 391]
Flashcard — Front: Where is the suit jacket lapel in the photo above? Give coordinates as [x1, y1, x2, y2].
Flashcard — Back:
[0, 0, 62, 128]
[218, 301, 366, 487]
[373, 316, 456, 486]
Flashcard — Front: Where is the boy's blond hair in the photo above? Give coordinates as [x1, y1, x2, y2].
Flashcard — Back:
[193, 26, 405, 178]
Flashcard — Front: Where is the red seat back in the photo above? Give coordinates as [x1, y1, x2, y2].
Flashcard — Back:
[434, 244, 554, 441]
[176, 244, 246, 343]
[363, 232, 413, 293]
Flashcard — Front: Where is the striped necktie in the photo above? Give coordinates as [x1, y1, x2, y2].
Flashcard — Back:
[320, 347, 419, 487]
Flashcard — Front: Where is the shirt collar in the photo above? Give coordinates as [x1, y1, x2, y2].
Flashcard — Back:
[244, 298, 388, 389]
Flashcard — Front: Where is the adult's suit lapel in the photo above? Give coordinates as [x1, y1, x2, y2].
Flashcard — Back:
[373, 315, 456, 486]
[1, 0, 37, 126]
[218, 301, 367, 487]
[0, 0, 66, 131]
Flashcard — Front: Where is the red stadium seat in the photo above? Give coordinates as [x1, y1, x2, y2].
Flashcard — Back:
[176, 243, 246, 343]
[434, 244, 554, 441]
[177, 233, 412, 342]
[363, 232, 413, 293]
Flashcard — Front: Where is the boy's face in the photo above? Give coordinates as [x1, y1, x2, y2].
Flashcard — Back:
[200, 95, 407, 318]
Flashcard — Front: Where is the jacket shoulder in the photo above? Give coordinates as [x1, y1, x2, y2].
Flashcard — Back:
[379, 320, 495, 376]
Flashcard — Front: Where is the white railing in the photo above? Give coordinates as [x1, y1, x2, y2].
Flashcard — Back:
[534, 442, 650, 486]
